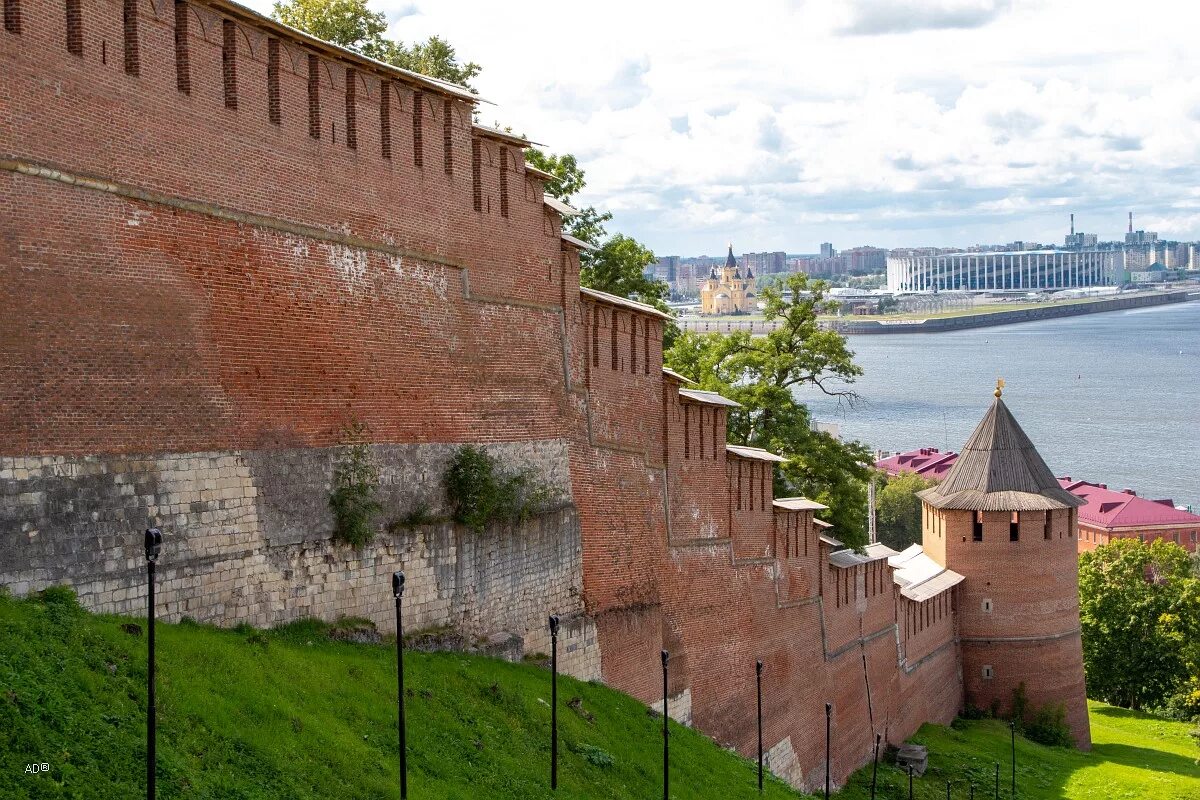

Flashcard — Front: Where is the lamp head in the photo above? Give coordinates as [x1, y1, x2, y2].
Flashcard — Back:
[548, 614, 560, 635]
[660, 649, 669, 667]
[756, 660, 763, 675]
[392, 571, 405, 598]
[144, 528, 162, 562]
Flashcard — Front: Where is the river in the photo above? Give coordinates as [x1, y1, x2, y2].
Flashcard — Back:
[795, 300, 1200, 506]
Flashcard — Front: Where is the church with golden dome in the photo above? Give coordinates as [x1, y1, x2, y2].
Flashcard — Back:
[700, 244, 753, 316]
[699, 244, 757, 315]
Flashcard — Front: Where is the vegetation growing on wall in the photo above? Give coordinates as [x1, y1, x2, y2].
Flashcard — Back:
[329, 421, 382, 547]
[445, 446, 556, 533]
[1009, 683, 1073, 748]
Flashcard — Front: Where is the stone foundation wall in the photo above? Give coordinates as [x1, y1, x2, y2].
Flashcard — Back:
[0, 439, 600, 679]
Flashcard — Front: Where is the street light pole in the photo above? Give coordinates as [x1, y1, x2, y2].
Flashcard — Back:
[824, 703, 832, 800]
[870, 733, 880, 800]
[661, 650, 670, 800]
[144, 528, 162, 800]
[755, 660, 763, 794]
[549, 615, 560, 791]
[1011, 721, 1016, 799]
[393, 571, 407, 800]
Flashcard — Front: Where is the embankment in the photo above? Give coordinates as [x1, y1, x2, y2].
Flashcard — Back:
[829, 291, 1192, 335]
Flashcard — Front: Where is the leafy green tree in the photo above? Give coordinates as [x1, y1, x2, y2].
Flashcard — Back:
[583, 235, 666, 303]
[524, 148, 674, 340]
[1078, 539, 1200, 710]
[274, 0, 386, 53]
[523, 150, 586, 202]
[875, 471, 936, 550]
[273, 0, 480, 88]
[665, 272, 871, 547]
[389, 36, 480, 88]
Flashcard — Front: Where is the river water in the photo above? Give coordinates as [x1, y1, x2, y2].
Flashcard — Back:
[795, 300, 1200, 506]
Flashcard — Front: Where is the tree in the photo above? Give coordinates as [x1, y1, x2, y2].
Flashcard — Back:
[665, 272, 872, 547]
[875, 472, 936, 551]
[273, 0, 480, 89]
[524, 148, 675, 342]
[1078, 539, 1200, 711]
[583, 235, 666, 304]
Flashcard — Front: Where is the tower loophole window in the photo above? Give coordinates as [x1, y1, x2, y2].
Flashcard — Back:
[1010, 511, 1020, 542]
[982, 665, 994, 680]
[973, 511, 983, 542]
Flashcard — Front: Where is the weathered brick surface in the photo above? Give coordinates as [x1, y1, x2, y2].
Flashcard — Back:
[0, 2, 1087, 791]
[934, 508, 1091, 747]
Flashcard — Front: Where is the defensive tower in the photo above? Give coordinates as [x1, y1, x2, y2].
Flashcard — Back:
[918, 384, 1091, 748]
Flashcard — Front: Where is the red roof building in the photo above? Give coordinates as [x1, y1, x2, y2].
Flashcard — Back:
[875, 447, 960, 481]
[875, 451, 1200, 553]
[1059, 479, 1200, 553]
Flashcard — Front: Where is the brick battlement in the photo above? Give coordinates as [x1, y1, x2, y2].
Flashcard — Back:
[1, 0, 565, 308]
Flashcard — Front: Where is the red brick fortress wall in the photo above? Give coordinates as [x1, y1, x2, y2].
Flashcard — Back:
[0, 2, 1066, 792]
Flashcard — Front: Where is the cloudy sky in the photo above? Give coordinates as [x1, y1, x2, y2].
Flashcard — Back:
[246, 0, 1200, 256]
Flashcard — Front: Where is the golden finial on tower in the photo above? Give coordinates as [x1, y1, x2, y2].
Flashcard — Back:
[994, 378, 1005, 398]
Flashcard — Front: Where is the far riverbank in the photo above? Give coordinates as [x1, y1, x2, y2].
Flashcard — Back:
[678, 289, 1196, 336]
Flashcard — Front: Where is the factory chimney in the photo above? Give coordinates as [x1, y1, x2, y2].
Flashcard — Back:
[1129, 211, 1133, 233]
[1070, 213, 1075, 236]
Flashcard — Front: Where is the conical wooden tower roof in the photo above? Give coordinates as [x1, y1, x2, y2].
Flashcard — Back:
[917, 394, 1084, 512]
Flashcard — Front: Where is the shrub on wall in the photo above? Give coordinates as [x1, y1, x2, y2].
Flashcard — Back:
[329, 421, 382, 547]
[444, 446, 554, 533]
[1009, 683, 1073, 747]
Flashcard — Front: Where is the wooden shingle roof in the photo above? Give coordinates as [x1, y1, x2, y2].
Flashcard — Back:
[917, 397, 1084, 512]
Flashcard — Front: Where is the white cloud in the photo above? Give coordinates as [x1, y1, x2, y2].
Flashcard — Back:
[838, 0, 1013, 36]
[242, 0, 1200, 253]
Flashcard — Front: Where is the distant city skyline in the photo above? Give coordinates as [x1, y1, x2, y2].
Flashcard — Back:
[241, 0, 1200, 253]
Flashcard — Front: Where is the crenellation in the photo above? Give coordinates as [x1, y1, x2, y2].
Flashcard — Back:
[0, 9, 1094, 791]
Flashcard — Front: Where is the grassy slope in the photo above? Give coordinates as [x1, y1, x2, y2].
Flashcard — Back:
[0, 591, 804, 799]
[3, 591, 1197, 799]
[837, 703, 1199, 800]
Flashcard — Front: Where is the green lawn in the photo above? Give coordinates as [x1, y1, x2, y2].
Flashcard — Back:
[0, 590, 801, 799]
[837, 703, 1199, 800]
[2, 589, 1196, 799]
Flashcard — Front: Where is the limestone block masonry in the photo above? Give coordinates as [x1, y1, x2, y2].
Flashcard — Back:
[0, 441, 599, 678]
[0, 1, 1087, 791]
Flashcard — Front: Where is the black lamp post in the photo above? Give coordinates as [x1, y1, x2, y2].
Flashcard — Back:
[909, 764, 914, 800]
[661, 650, 669, 800]
[824, 702, 832, 800]
[392, 571, 407, 799]
[1010, 721, 1016, 799]
[549, 615, 560, 791]
[870, 732, 880, 800]
[143, 528, 161, 800]
[755, 660, 763, 794]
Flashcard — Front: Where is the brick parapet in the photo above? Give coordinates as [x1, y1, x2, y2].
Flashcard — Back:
[0, 8, 1097, 789]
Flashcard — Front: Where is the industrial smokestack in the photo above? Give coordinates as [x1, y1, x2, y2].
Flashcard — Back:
[1070, 213, 1074, 236]
[1129, 211, 1133, 233]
